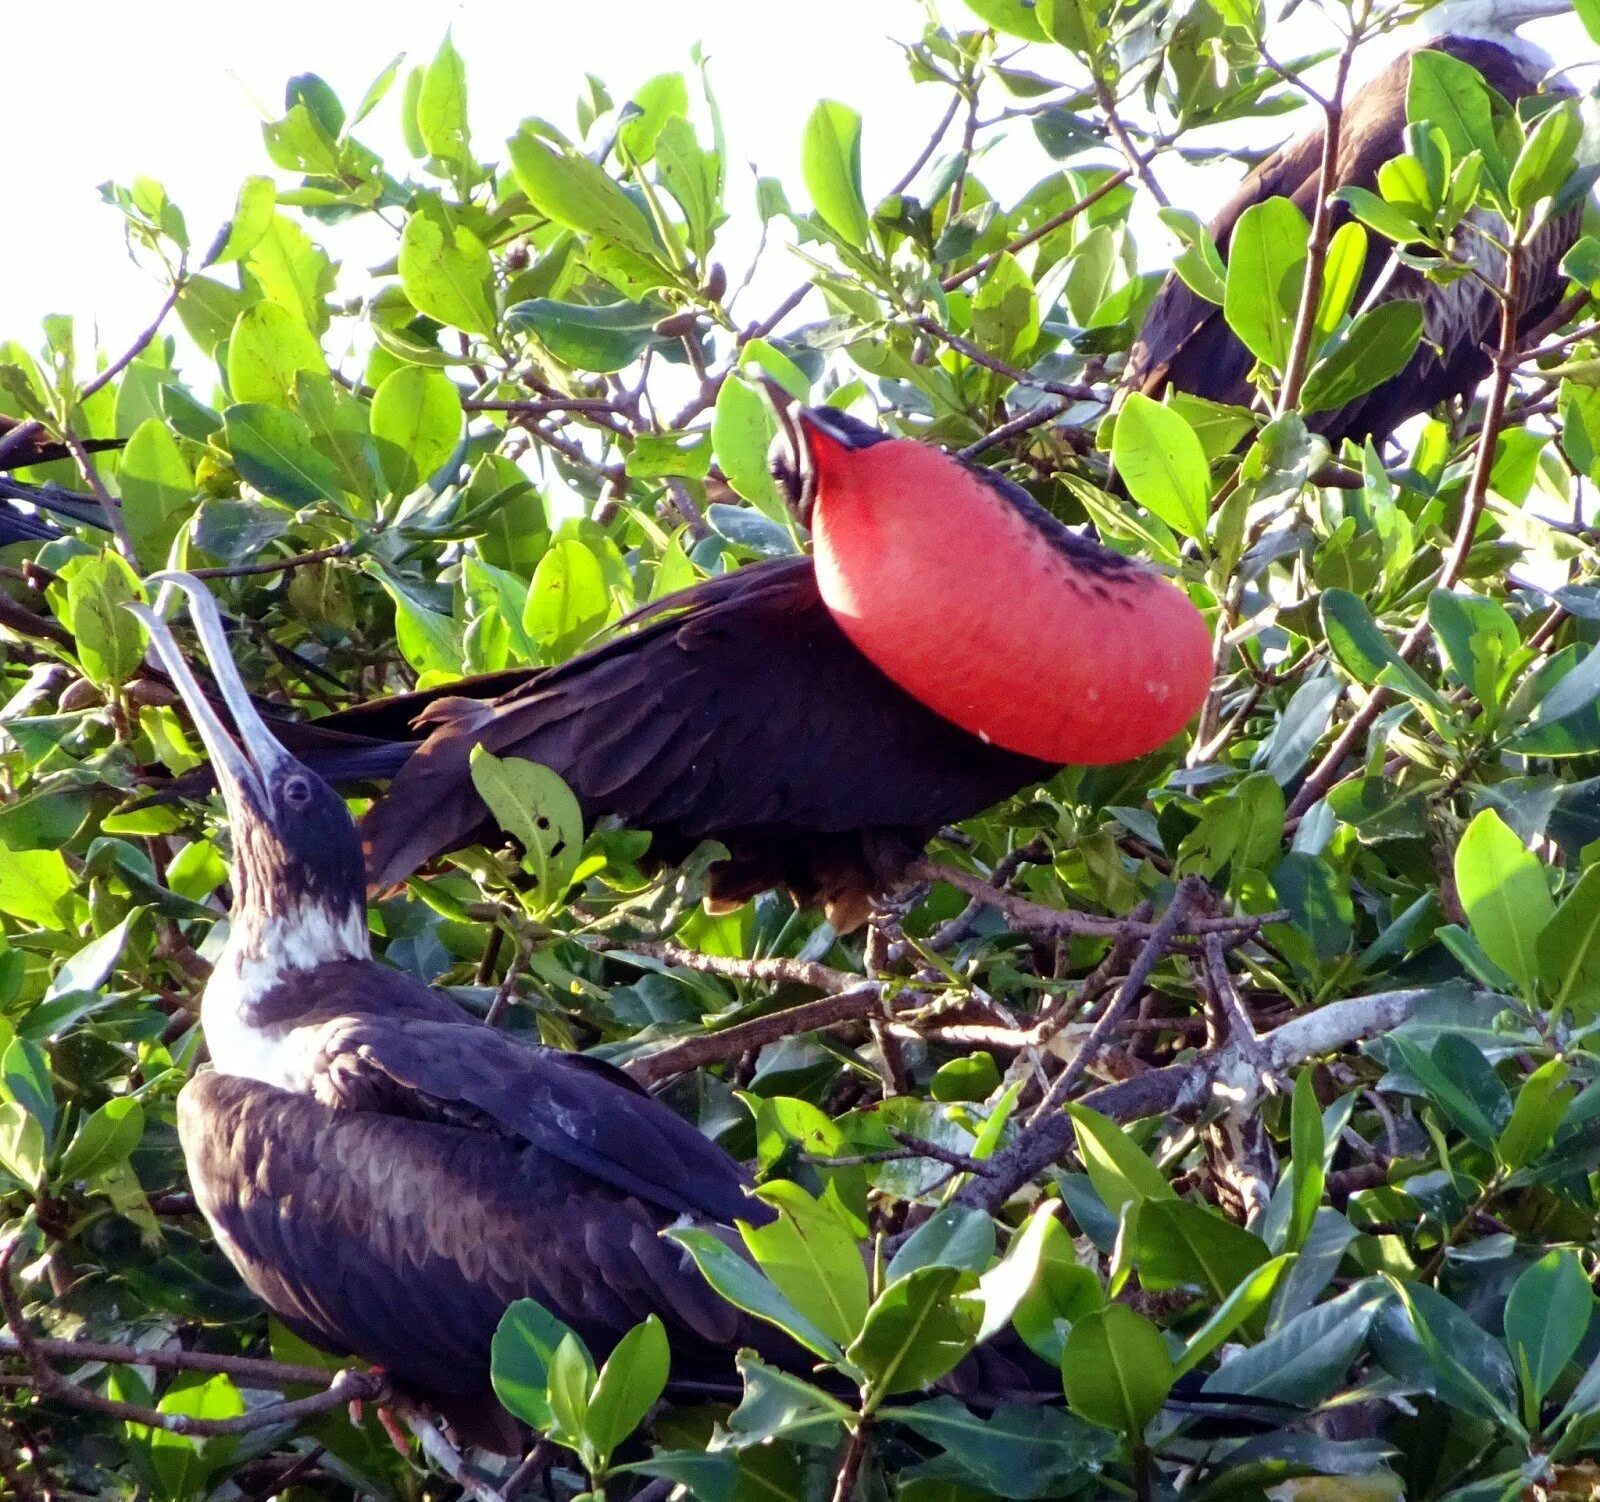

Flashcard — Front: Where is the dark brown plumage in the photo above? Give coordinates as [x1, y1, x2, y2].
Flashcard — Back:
[1126, 35, 1579, 448]
[302, 554, 1058, 927]
[137, 574, 1054, 1453]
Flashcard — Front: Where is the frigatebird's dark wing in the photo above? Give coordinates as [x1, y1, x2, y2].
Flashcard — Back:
[258, 965, 759, 1221]
[1126, 39, 1577, 448]
[179, 1070, 783, 1450]
[323, 556, 1053, 913]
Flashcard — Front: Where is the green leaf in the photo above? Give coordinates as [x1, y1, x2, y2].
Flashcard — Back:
[1509, 99, 1582, 213]
[369, 365, 463, 494]
[585, 1315, 669, 1465]
[741, 1181, 869, 1347]
[0, 848, 75, 927]
[222, 403, 345, 509]
[846, 1265, 983, 1397]
[1111, 393, 1210, 540]
[468, 749, 584, 908]
[57, 1098, 144, 1182]
[667, 1226, 843, 1361]
[1066, 1104, 1176, 1218]
[1130, 1199, 1269, 1300]
[546, 1331, 596, 1452]
[1312, 221, 1368, 342]
[971, 252, 1040, 367]
[1538, 867, 1600, 1019]
[1012, 1214, 1103, 1365]
[492, 1298, 584, 1429]
[1333, 185, 1426, 245]
[802, 101, 870, 248]
[1270, 852, 1355, 964]
[975, 1203, 1062, 1343]
[1505, 1251, 1591, 1416]
[208, 176, 276, 266]
[1300, 302, 1423, 412]
[398, 211, 497, 336]
[882, 1397, 1115, 1500]
[416, 33, 472, 171]
[523, 538, 611, 657]
[58, 551, 146, 690]
[1207, 1281, 1384, 1405]
[1224, 196, 1309, 369]
[1174, 1255, 1295, 1378]
[119, 419, 196, 569]
[1407, 50, 1507, 194]
[1062, 1304, 1173, 1435]
[888, 1208, 997, 1284]
[619, 74, 689, 162]
[506, 299, 663, 374]
[959, 0, 1048, 39]
[1288, 1070, 1326, 1253]
[1429, 589, 1520, 714]
[0, 1103, 44, 1190]
[1387, 1033, 1501, 1149]
[724, 1354, 853, 1447]
[655, 116, 722, 261]
[1455, 808, 1554, 992]
[1319, 589, 1448, 710]
[226, 301, 326, 406]
[1379, 1281, 1522, 1432]
[711, 376, 787, 520]
[508, 130, 661, 258]
[1496, 1057, 1570, 1169]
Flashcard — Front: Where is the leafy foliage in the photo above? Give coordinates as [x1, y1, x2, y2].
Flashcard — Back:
[1, 2, 1600, 1499]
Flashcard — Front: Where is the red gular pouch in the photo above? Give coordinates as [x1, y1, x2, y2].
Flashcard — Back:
[792, 408, 1213, 766]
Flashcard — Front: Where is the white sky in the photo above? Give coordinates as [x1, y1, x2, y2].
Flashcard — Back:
[2, 1, 1590, 363]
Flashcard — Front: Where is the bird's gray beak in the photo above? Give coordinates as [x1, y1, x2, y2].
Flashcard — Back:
[759, 379, 818, 528]
[1492, 0, 1570, 22]
[126, 573, 299, 819]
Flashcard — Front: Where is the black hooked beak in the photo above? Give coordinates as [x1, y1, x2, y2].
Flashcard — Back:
[126, 572, 303, 824]
[759, 377, 817, 529]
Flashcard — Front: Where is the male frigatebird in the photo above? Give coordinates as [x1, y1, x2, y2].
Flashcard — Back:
[1127, 0, 1580, 448]
[132, 572, 1070, 1451]
[284, 406, 1212, 926]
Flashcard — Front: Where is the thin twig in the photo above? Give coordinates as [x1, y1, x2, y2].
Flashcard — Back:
[187, 543, 353, 581]
[624, 983, 892, 1086]
[940, 168, 1135, 291]
[1026, 876, 1205, 1123]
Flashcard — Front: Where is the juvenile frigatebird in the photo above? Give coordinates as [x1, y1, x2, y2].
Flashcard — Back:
[134, 572, 1071, 1451]
[1126, 0, 1581, 448]
[134, 573, 810, 1451]
[282, 406, 1212, 926]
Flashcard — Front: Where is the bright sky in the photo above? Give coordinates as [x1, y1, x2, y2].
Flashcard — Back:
[4, 1, 1591, 363]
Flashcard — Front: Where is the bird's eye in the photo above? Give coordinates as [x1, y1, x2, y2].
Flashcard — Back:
[282, 776, 313, 807]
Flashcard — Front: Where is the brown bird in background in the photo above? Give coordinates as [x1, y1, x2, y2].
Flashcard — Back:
[1127, 3, 1580, 448]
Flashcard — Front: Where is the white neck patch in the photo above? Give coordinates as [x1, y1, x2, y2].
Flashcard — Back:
[201, 900, 368, 1090]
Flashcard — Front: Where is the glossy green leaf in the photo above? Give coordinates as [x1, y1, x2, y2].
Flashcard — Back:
[1455, 808, 1554, 992]
[742, 1181, 869, 1346]
[227, 301, 326, 405]
[398, 211, 497, 336]
[1062, 1304, 1173, 1435]
[1223, 196, 1309, 369]
[119, 418, 196, 569]
[1505, 1251, 1591, 1416]
[585, 1315, 669, 1464]
[369, 365, 463, 493]
[1111, 392, 1210, 540]
[846, 1265, 983, 1396]
[468, 749, 584, 907]
[802, 101, 870, 247]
